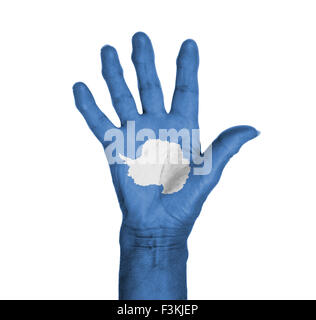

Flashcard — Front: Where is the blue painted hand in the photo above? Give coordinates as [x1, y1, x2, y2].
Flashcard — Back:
[73, 32, 259, 299]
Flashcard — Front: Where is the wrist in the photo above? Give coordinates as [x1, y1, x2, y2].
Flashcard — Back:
[119, 223, 190, 251]
[118, 223, 190, 300]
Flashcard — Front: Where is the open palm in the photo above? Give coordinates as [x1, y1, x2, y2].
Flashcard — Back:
[73, 32, 258, 237]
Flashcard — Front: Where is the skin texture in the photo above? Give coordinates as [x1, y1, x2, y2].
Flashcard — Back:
[73, 32, 259, 300]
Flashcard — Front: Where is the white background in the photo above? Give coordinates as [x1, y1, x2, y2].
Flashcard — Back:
[0, 0, 315, 299]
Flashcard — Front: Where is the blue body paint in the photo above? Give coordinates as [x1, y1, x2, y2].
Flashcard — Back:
[73, 32, 259, 299]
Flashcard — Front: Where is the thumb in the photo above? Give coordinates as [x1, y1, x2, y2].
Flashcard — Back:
[198, 125, 260, 193]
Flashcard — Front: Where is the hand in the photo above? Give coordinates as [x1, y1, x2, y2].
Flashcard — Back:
[73, 32, 259, 299]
